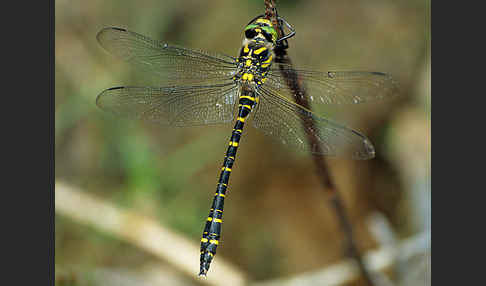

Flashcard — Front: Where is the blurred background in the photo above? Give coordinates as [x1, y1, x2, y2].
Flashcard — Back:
[55, 0, 430, 285]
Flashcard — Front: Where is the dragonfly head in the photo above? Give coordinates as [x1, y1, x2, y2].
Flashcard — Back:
[244, 17, 278, 45]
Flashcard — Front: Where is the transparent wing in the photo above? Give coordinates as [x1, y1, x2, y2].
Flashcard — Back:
[252, 85, 375, 159]
[96, 83, 239, 126]
[266, 63, 398, 105]
[97, 27, 237, 85]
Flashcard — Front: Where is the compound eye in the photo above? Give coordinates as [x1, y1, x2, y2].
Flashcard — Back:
[261, 31, 273, 42]
[262, 26, 277, 42]
[245, 29, 257, 39]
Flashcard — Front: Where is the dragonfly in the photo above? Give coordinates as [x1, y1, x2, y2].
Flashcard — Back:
[96, 16, 397, 276]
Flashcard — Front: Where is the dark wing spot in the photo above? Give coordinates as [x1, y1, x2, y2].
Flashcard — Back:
[107, 86, 125, 91]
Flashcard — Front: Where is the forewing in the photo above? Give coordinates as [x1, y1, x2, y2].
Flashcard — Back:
[97, 27, 237, 85]
[96, 83, 239, 126]
[267, 63, 398, 105]
[252, 86, 375, 159]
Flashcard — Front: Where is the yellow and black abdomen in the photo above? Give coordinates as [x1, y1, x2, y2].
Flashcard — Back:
[199, 91, 258, 276]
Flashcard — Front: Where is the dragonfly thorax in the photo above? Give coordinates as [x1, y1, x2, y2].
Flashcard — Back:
[233, 41, 274, 87]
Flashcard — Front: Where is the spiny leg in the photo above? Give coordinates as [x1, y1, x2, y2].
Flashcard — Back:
[199, 92, 257, 276]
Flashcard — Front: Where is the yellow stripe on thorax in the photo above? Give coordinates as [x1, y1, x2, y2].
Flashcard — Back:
[262, 54, 273, 64]
[261, 54, 273, 68]
[254, 47, 267, 55]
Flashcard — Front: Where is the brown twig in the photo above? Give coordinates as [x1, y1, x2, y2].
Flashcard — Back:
[55, 181, 247, 286]
[263, 1, 376, 285]
[252, 229, 430, 286]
